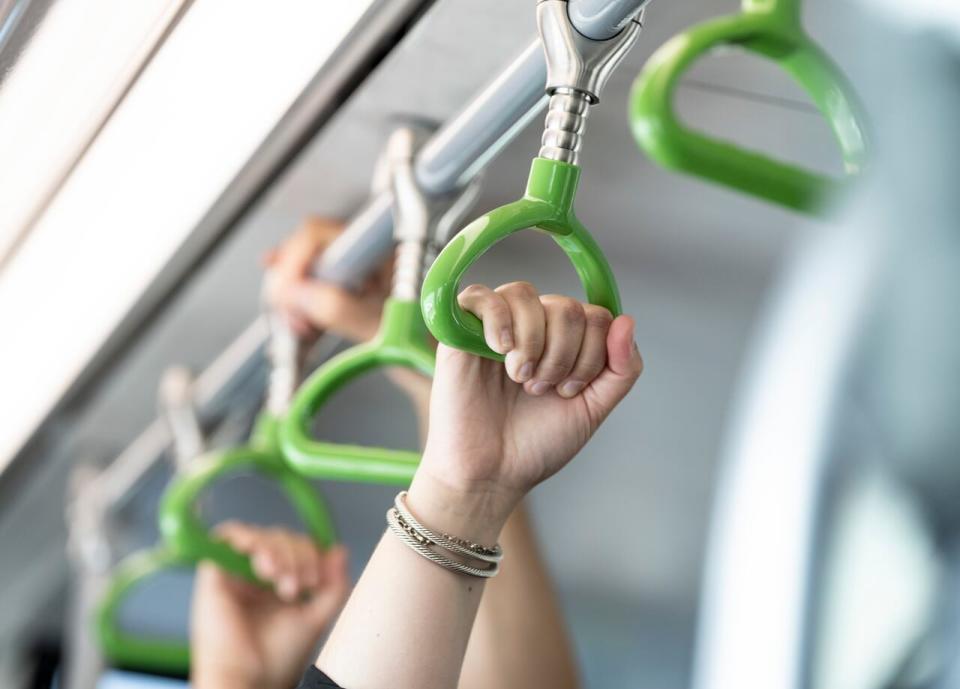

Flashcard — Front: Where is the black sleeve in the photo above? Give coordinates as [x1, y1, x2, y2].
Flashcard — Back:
[295, 664, 344, 689]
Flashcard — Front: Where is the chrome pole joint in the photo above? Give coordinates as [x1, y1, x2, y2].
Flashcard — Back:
[385, 128, 481, 301]
[536, 0, 643, 164]
[158, 366, 205, 468]
[263, 306, 304, 416]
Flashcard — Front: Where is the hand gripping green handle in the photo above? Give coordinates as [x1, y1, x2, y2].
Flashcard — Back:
[96, 546, 191, 675]
[421, 157, 621, 360]
[629, 0, 868, 213]
[280, 297, 434, 484]
[159, 414, 337, 584]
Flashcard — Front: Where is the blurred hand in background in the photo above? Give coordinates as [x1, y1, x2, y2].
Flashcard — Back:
[191, 522, 349, 689]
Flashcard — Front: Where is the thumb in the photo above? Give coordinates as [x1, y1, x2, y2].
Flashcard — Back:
[289, 282, 382, 343]
[583, 315, 643, 423]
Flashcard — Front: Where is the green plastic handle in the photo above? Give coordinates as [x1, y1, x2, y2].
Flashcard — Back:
[280, 297, 434, 484]
[96, 546, 191, 675]
[421, 157, 621, 360]
[159, 414, 337, 584]
[629, 0, 868, 213]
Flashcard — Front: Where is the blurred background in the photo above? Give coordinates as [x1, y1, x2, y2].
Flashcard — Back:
[0, 0, 958, 687]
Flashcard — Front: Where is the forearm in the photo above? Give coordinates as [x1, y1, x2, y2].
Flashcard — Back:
[316, 471, 513, 689]
[386, 367, 431, 443]
[459, 505, 580, 689]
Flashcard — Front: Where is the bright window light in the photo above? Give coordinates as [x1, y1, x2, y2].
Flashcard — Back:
[0, 0, 188, 262]
[0, 0, 377, 469]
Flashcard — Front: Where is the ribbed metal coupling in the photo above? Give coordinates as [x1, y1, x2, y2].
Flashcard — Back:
[392, 240, 427, 302]
[539, 89, 591, 165]
[265, 311, 302, 415]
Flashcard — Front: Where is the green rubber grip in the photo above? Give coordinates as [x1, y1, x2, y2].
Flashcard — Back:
[96, 547, 191, 675]
[630, 0, 868, 213]
[279, 297, 434, 484]
[421, 157, 621, 361]
[158, 414, 337, 584]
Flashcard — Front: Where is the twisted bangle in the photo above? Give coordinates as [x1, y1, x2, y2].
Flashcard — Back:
[393, 491, 503, 564]
[386, 508, 498, 578]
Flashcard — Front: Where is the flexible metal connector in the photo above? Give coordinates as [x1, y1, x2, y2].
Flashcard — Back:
[535, 0, 642, 165]
[264, 309, 302, 416]
[539, 88, 591, 165]
[392, 240, 427, 302]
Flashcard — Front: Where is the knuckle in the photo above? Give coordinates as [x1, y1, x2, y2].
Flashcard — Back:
[552, 298, 585, 325]
[458, 283, 489, 303]
[496, 280, 538, 300]
[584, 304, 614, 329]
[539, 357, 576, 381]
[519, 333, 545, 356]
[573, 359, 605, 380]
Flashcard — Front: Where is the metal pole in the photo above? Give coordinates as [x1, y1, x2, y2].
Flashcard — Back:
[97, 0, 649, 509]
[568, 0, 651, 40]
[311, 0, 649, 285]
[311, 41, 548, 286]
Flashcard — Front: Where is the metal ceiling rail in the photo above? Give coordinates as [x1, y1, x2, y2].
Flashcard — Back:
[91, 0, 651, 512]
[0, 0, 437, 509]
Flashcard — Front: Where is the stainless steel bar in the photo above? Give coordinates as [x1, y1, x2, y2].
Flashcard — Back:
[95, 319, 267, 510]
[312, 40, 548, 286]
[311, 0, 652, 284]
[99, 0, 649, 508]
[567, 0, 650, 40]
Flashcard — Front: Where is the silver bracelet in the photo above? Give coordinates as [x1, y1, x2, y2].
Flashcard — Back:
[386, 507, 499, 578]
[393, 491, 503, 564]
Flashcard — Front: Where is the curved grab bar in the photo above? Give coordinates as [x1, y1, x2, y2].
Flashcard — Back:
[280, 297, 434, 484]
[158, 414, 337, 584]
[421, 157, 621, 361]
[629, 0, 868, 213]
[96, 547, 191, 675]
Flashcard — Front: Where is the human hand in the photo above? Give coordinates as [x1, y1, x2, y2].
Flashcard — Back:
[264, 217, 392, 342]
[265, 217, 432, 406]
[190, 522, 350, 689]
[408, 281, 642, 543]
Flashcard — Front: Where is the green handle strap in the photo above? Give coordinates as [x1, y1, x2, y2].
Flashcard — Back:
[421, 157, 621, 360]
[158, 414, 337, 583]
[280, 297, 434, 484]
[96, 547, 191, 675]
[629, 0, 868, 213]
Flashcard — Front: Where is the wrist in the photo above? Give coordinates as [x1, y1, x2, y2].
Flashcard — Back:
[406, 468, 518, 546]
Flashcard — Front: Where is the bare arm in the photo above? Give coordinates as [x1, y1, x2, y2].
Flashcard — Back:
[459, 504, 580, 689]
[318, 474, 509, 689]
[314, 283, 642, 688]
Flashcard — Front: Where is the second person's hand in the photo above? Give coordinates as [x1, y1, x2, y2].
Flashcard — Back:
[190, 522, 350, 689]
[264, 217, 393, 343]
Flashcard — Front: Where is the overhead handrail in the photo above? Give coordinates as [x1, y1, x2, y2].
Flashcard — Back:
[280, 128, 481, 484]
[92, 367, 206, 676]
[629, 0, 868, 213]
[420, 1, 641, 360]
[158, 318, 337, 584]
[95, 546, 191, 675]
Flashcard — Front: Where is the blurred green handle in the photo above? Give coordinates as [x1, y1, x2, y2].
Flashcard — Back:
[96, 547, 191, 674]
[280, 298, 434, 484]
[421, 158, 621, 361]
[159, 419, 337, 584]
[629, 2, 868, 213]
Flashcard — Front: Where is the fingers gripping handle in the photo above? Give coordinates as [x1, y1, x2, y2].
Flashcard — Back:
[158, 441, 337, 585]
[421, 158, 621, 361]
[629, 4, 868, 213]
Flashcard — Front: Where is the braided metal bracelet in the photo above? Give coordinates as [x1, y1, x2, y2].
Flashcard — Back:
[386, 507, 499, 578]
[394, 491, 503, 564]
